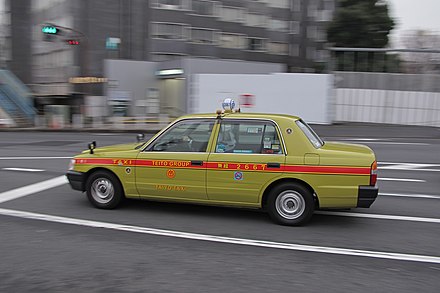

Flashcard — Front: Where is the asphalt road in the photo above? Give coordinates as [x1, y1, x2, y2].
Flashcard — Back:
[0, 125, 439, 292]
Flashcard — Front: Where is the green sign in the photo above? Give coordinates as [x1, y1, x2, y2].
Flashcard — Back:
[42, 26, 58, 34]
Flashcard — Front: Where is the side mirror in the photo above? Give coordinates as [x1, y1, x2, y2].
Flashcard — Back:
[88, 141, 96, 154]
[137, 133, 145, 143]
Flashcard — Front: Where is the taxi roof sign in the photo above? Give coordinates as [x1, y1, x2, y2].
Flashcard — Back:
[222, 98, 236, 112]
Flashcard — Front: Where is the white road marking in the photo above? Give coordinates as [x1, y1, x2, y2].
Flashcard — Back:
[0, 176, 68, 204]
[378, 178, 426, 183]
[380, 193, 440, 200]
[316, 211, 440, 224]
[378, 162, 440, 172]
[2, 167, 45, 172]
[379, 162, 440, 166]
[0, 208, 439, 264]
[0, 157, 72, 160]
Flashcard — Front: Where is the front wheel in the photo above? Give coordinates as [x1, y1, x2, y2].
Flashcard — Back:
[86, 170, 124, 209]
[267, 183, 314, 226]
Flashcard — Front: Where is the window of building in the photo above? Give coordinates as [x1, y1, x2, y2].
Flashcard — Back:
[151, 0, 188, 10]
[190, 28, 217, 44]
[151, 22, 188, 40]
[246, 13, 268, 28]
[316, 50, 329, 62]
[316, 27, 327, 41]
[147, 119, 215, 152]
[306, 46, 316, 60]
[290, 21, 300, 34]
[264, 0, 290, 9]
[219, 33, 245, 49]
[219, 6, 244, 22]
[292, 0, 301, 12]
[323, 0, 334, 11]
[269, 19, 289, 32]
[268, 42, 288, 55]
[307, 26, 317, 39]
[247, 38, 266, 51]
[308, 0, 318, 18]
[290, 44, 299, 56]
[317, 10, 333, 22]
[191, 0, 215, 16]
[151, 53, 187, 62]
[215, 120, 283, 154]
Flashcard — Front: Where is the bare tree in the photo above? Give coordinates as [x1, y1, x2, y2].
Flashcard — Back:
[400, 30, 440, 73]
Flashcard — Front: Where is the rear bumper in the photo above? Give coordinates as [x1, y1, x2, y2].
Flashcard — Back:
[66, 170, 85, 192]
[357, 186, 378, 208]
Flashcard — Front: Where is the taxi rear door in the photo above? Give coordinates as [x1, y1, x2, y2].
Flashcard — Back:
[206, 119, 286, 204]
[136, 119, 216, 200]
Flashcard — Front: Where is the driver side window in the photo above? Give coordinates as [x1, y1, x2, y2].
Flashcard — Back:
[146, 119, 215, 152]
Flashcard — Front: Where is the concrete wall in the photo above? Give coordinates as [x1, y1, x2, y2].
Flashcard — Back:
[194, 73, 332, 124]
[181, 58, 284, 113]
[104, 59, 158, 116]
[335, 88, 440, 127]
[334, 72, 440, 127]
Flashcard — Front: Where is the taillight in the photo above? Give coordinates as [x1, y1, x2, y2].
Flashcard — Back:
[370, 161, 377, 186]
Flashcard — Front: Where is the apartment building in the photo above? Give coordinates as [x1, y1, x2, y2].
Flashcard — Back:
[2, 0, 334, 116]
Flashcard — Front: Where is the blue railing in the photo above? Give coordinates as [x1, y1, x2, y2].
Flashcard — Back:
[0, 70, 35, 125]
[0, 88, 19, 116]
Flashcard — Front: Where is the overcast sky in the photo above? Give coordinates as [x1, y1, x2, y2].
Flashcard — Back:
[387, 0, 440, 46]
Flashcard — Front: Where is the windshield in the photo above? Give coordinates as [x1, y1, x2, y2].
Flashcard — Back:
[295, 119, 324, 149]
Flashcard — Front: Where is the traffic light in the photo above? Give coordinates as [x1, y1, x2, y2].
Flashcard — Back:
[42, 25, 59, 35]
[66, 40, 80, 45]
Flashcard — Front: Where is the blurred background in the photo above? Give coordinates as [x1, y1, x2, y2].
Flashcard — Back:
[0, 0, 439, 130]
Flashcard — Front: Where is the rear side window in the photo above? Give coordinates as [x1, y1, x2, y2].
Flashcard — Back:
[296, 119, 324, 148]
[215, 120, 283, 154]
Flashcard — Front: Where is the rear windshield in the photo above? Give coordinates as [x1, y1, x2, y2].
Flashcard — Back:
[296, 119, 324, 148]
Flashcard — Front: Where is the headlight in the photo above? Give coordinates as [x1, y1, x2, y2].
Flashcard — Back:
[68, 159, 75, 170]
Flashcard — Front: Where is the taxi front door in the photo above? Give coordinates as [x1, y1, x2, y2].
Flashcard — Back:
[135, 119, 215, 201]
[207, 120, 286, 204]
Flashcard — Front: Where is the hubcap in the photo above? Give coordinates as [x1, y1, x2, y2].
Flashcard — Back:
[275, 190, 305, 220]
[91, 178, 114, 204]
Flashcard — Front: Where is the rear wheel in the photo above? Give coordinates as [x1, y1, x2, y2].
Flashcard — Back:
[86, 170, 124, 209]
[267, 183, 314, 226]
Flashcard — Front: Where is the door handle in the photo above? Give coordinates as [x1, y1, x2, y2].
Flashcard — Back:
[191, 160, 204, 166]
[267, 162, 280, 168]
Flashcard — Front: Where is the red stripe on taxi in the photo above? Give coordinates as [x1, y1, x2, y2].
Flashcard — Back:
[75, 158, 369, 175]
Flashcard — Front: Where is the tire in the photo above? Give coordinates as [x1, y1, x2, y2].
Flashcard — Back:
[267, 182, 314, 226]
[86, 170, 124, 209]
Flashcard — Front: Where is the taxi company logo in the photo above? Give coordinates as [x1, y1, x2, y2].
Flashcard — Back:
[125, 167, 131, 174]
[167, 169, 176, 179]
[234, 171, 243, 181]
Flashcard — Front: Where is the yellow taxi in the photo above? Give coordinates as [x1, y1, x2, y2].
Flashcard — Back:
[67, 99, 378, 225]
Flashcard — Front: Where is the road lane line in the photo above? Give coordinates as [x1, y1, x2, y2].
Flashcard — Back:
[0, 176, 68, 204]
[378, 178, 426, 182]
[378, 163, 440, 172]
[380, 162, 440, 167]
[2, 167, 45, 172]
[0, 157, 72, 160]
[316, 211, 440, 224]
[380, 193, 440, 199]
[0, 208, 439, 264]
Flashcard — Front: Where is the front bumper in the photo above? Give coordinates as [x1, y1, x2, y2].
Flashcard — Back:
[66, 170, 85, 192]
[357, 186, 378, 208]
